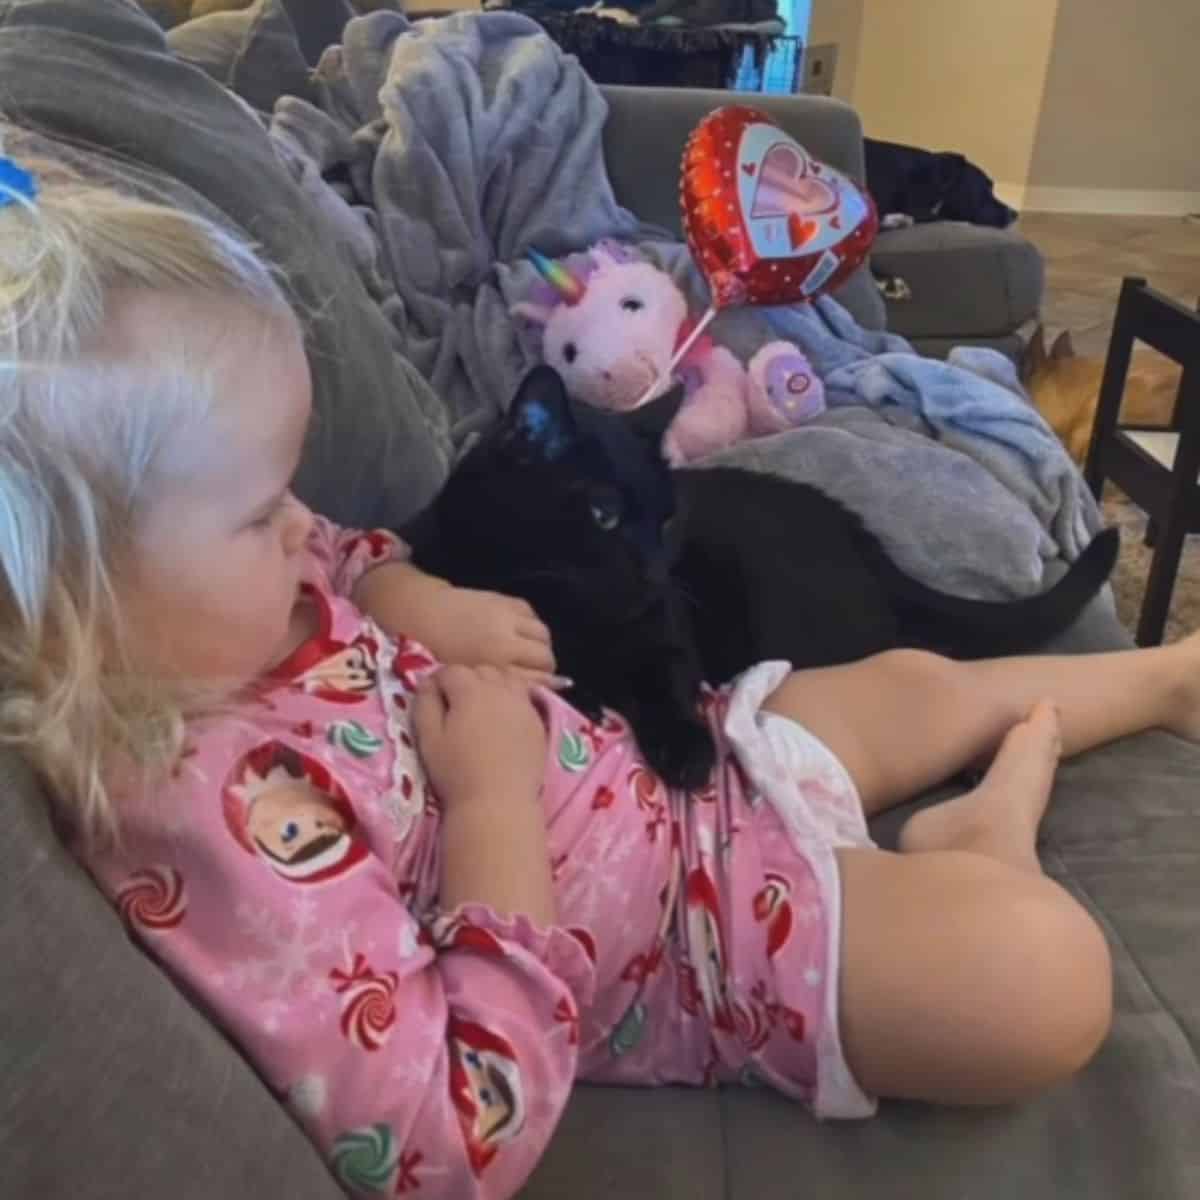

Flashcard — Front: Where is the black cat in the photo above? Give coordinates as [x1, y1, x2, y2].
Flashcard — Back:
[410, 366, 1118, 789]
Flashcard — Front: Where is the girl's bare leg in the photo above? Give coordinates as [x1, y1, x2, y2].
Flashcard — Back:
[762, 636, 1199, 817]
[756, 637, 1200, 1102]
[835, 704, 1113, 1104]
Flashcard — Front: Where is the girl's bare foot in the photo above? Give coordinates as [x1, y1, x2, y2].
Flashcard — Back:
[899, 700, 1062, 875]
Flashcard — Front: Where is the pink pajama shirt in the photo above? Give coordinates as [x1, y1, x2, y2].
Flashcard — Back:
[79, 518, 875, 1200]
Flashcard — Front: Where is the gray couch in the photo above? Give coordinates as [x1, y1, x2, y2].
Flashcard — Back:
[2, 4, 1198, 1200]
[873, 220, 1044, 362]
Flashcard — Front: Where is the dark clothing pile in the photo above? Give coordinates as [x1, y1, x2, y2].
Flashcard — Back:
[518, 7, 784, 88]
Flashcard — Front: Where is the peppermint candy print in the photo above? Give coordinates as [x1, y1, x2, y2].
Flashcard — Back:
[327, 719, 384, 759]
[329, 953, 399, 1052]
[732, 999, 771, 1053]
[557, 730, 590, 773]
[608, 1001, 647, 1058]
[330, 1123, 398, 1194]
[116, 866, 186, 932]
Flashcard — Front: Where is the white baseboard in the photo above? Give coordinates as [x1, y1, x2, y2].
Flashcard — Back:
[995, 182, 1027, 211]
[1017, 185, 1200, 217]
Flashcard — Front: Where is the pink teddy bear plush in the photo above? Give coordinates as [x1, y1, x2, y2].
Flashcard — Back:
[511, 242, 825, 464]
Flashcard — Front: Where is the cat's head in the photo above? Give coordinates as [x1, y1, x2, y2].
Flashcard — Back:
[433, 366, 685, 623]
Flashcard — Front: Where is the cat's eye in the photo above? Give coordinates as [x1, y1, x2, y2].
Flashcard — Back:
[620, 296, 644, 313]
[590, 502, 621, 532]
[563, 341, 578, 364]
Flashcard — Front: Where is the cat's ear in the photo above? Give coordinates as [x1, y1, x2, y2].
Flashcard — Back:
[1050, 330, 1076, 361]
[625, 383, 685, 444]
[506, 366, 578, 461]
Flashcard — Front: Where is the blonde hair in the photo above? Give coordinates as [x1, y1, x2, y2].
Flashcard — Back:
[0, 127, 295, 845]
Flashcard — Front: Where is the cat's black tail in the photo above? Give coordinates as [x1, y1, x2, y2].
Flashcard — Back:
[872, 527, 1120, 657]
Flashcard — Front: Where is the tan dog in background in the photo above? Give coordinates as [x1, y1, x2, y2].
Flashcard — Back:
[1022, 325, 1181, 464]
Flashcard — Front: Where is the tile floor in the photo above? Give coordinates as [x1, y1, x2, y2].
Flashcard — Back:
[1017, 211, 1200, 356]
[1016, 211, 1200, 642]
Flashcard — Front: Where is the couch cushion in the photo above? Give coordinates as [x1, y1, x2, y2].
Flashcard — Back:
[872, 220, 1044, 340]
[0, 0, 451, 532]
[166, 0, 316, 112]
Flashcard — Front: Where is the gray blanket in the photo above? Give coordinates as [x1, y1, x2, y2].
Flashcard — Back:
[271, 9, 1099, 599]
[271, 9, 644, 442]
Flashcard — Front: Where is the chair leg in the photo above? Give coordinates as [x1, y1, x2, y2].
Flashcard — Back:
[1084, 277, 1145, 499]
[1145, 517, 1158, 548]
[1137, 515, 1187, 645]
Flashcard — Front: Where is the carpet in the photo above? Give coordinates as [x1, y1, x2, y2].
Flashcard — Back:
[1102, 486, 1200, 644]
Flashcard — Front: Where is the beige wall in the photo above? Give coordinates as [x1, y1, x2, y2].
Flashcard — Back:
[1027, 0, 1200, 208]
[849, 0, 1060, 203]
[808, 0, 865, 103]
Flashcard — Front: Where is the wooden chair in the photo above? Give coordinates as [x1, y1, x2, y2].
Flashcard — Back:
[1083, 277, 1200, 645]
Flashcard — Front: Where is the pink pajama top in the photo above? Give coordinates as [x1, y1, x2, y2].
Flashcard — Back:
[79, 518, 874, 1200]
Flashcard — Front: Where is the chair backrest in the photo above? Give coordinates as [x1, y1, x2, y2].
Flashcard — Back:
[1083, 276, 1200, 645]
[1086, 276, 1200, 494]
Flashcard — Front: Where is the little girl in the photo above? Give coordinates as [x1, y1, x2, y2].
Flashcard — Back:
[4, 143, 1199, 1200]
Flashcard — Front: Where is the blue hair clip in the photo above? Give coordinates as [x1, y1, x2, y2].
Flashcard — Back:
[0, 156, 39, 209]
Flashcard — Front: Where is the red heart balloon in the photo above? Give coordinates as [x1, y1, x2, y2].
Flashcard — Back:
[680, 106, 878, 309]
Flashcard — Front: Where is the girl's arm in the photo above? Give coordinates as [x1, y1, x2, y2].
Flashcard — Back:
[83, 775, 589, 1200]
[414, 665, 556, 927]
[309, 517, 557, 678]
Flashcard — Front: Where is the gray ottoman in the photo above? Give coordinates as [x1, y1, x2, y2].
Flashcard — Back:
[871, 221, 1044, 361]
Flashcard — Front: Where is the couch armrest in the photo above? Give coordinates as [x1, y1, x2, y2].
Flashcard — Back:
[599, 85, 886, 331]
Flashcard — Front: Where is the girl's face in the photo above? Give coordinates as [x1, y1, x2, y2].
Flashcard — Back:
[117, 290, 315, 686]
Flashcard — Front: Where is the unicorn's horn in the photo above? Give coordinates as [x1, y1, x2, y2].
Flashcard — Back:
[528, 248, 587, 306]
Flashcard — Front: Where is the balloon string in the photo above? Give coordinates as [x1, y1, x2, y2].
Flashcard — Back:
[631, 304, 718, 410]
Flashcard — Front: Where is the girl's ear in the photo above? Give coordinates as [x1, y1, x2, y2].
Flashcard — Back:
[505, 366, 578, 461]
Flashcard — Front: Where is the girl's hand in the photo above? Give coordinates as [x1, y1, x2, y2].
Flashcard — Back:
[427, 587, 558, 680]
[356, 565, 560, 683]
[413, 665, 547, 811]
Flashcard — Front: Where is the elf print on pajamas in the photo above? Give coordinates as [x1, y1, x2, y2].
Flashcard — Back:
[81, 516, 876, 1200]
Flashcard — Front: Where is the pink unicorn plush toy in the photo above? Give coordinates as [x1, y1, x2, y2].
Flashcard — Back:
[511, 241, 825, 464]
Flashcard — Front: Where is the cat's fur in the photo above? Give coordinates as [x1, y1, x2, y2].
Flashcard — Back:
[1022, 325, 1180, 463]
[411, 366, 1118, 789]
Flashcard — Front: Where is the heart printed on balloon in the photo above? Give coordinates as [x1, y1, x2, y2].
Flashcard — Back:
[681, 106, 878, 308]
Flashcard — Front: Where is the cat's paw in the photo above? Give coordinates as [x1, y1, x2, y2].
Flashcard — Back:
[640, 718, 716, 792]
